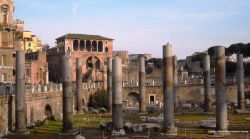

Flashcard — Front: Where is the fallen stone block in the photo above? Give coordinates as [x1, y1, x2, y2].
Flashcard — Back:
[123, 122, 133, 132]
[112, 129, 125, 136]
[143, 123, 161, 132]
[100, 121, 113, 131]
[182, 103, 192, 108]
[145, 116, 163, 123]
[245, 118, 250, 122]
[93, 109, 99, 114]
[131, 124, 144, 132]
[75, 135, 86, 139]
[99, 107, 107, 113]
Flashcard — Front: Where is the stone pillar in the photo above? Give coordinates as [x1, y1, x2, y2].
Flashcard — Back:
[138, 55, 146, 113]
[173, 56, 178, 109]
[203, 54, 212, 112]
[103, 66, 107, 90]
[44, 70, 49, 92]
[15, 50, 27, 133]
[237, 54, 245, 110]
[162, 43, 177, 135]
[107, 57, 112, 113]
[76, 58, 83, 113]
[8, 95, 13, 131]
[112, 57, 125, 136]
[61, 55, 75, 134]
[215, 46, 228, 131]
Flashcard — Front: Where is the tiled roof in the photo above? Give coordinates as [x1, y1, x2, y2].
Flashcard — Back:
[56, 33, 113, 41]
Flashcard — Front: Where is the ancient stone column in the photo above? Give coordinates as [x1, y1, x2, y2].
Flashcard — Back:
[61, 55, 75, 134]
[107, 57, 112, 113]
[112, 57, 125, 136]
[44, 69, 49, 91]
[138, 55, 146, 113]
[173, 56, 178, 109]
[103, 66, 108, 90]
[214, 46, 228, 131]
[45, 70, 49, 84]
[76, 58, 83, 113]
[8, 95, 13, 131]
[203, 54, 212, 112]
[15, 50, 27, 133]
[162, 43, 177, 135]
[237, 54, 245, 110]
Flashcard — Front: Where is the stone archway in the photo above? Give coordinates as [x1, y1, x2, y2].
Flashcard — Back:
[45, 104, 54, 120]
[125, 92, 139, 109]
[86, 56, 100, 70]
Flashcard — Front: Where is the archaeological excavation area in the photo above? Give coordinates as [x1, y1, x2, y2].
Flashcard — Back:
[0, 44, 249, 139]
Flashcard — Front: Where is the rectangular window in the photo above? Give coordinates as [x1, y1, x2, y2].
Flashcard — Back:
[28, 43, 31, 47]
[1, 31, 8, 47]
[13, 69, 16, 76]
[1, 73, 7, 82]
[149, 95, 155, 104]
[1, 55, 6, 66]
[39, 68, 42, 79]
[3, 13, 7, 24]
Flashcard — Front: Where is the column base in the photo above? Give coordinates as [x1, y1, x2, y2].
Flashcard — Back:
[59, 128, 77, 136]
[13, 128, 29, 134]
[161, 127, 178, 136]
[111, 129, 125, 136]
[77, 111, 84, 114]
[209, 130, 230, 137]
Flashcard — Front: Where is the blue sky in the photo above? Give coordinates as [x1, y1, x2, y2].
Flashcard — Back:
[15, 0, 250, 59]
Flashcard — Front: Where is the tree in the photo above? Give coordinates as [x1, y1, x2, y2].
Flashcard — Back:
[227, 43, 250, 57]
[227, 43, 245, 55]
[87, 89, 107, 108]
[147, 58, 162, 69]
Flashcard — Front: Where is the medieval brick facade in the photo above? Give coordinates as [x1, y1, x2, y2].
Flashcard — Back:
[0, 0, 15, 83]
[47, 33, 113, 82]
[25, 50, 48, 84]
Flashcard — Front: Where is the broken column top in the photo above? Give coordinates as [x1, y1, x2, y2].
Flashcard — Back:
[163, 43, 173, 58]
[214, 46, 225, 58]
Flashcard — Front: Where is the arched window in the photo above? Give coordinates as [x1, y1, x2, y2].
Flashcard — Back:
[98, 41, 103, 52]
[105, 47, 108, 52]
[1, 4, 8, 24]
[73, 40, 78, 51]
[80, 40, 85, 51]
[86, 56, 101, 69]
[86, 40, 91, 52]
[92, 41, 97, 52]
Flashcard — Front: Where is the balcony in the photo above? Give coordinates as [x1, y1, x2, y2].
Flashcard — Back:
[0, 66, 14, 70]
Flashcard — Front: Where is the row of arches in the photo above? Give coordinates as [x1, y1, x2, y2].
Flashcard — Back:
[73, 40, 109, 52]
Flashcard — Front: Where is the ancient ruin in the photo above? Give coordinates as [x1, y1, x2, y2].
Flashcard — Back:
[0, 0, 250, 139]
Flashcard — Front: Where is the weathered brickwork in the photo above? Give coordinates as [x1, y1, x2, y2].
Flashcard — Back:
[0, 48, 14, 82]
[0, 83, 249, 133]
[47, 34, 113, 82]
[0, 0, 15, 83]
[0, 91, 62, 133]
[25, 50, 48, 84]
[123, 84, 250, 107]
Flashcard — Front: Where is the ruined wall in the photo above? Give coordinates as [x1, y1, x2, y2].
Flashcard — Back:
[123, 84, 250, 106]
[0, 91, 62, 133]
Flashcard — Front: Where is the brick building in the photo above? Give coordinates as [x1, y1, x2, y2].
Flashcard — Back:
[47, 33, 113, 82]
[0, 0, 15, 83]
[25, 50, 48, 84]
